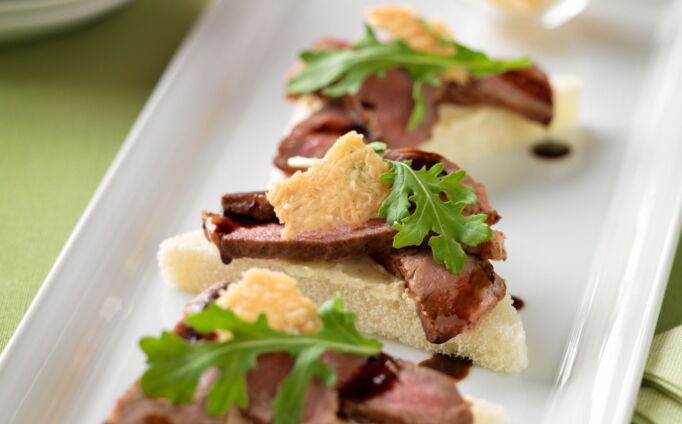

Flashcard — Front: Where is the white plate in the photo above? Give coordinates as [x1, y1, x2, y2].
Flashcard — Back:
[1, 0, 682, 423]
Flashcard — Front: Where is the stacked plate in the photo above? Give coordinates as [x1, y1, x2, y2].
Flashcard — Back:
[0, 0, 131, 43]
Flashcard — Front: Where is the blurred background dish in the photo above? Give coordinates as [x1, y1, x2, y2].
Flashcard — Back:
[462, 0, 590, 28]
[0, 0, 132, 43]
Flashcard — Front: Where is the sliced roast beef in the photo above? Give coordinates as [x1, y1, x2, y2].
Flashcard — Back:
[106, 377, 228, 424]
[373, 249, 506, 343]
[341, 358, 473, 424]
[222, 192, 276, 222]
[446, 67, 553, 125]
[184, 281, 231, 316]
[274, 107, 359, 174]
[241, 353, 339, 424]
[470, 230, 507, 261]
[203, 217, 504, 265]
[203, 212, 395, 263]
[343, 69, 445, 148]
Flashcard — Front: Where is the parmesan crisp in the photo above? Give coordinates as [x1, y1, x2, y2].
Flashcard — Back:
[367, 6, 468, 83]
[267, 131, 390, 239]
[216, 268, 320, 335]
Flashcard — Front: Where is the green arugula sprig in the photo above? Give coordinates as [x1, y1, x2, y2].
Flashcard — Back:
[287, 25, 531, 129]
[379, 160, 492, 274]
[139, 295, 381, 424]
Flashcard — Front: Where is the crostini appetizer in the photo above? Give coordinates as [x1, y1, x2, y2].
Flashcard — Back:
[276, 6, 579, 171]
[108, 269, 504, 424]
[158, 132, 526, 373]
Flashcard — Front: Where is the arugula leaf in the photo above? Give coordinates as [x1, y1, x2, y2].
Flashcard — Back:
[379, 160, 492, 274]
[287, 24, 531, 128]
[139, 295, 381, 424]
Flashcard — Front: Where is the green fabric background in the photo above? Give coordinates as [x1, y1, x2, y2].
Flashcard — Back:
[0, 0, 680, 420]
[0, 0, 205, 347]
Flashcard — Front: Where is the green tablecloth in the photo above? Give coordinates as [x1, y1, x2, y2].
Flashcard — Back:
[0, 0, 680, 421]
[0, 0, 205, 346]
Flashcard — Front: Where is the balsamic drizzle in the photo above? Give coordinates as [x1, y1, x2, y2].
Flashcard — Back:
[419, 354, 473, 381]
[511, 296, 525, 311]
[532, 139, 570, 159]
[339, 353, 400, 401]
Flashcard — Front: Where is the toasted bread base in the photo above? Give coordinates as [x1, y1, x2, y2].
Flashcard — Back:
[158, 231, 527, 373]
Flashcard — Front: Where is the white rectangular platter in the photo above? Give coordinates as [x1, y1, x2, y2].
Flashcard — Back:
[2, 0, 682, 422]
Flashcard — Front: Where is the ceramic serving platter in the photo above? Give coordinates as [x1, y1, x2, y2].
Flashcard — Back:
[2, 0, 682, 422]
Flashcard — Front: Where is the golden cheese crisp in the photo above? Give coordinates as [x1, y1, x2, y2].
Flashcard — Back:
[367, 6, 468, 83]
[216, 268, 320, 335]
[368, 6, 453, 54]
[267, 131, 390, 239]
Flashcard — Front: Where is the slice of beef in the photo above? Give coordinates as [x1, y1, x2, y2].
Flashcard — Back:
[373, 249, 506, 343]
[446, 67, 553, 125]
[274, 107, 359, 174]
[106, 375, 228, 424]
[173, 282, 231, 342]
[241, 353, 339, 424]
[203, 212, 396, 263]
[341, 358, 473, 424]
[384, 148, 500, 225]
[469, 230, 507, 261]
[343, 69, 445, 148]
[184, 281, 231, 316]
[222, 192, 276, 222]
[107, 356, 338, 424]
[206, 210, 504, 264]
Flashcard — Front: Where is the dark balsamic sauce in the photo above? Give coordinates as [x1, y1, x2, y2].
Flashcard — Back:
[532, 140, 571, 159]
[339, 353, 400, 401]
[206, 214, 240, 234]
[419, 354, 473, 381]
[511, 296, 525, 311]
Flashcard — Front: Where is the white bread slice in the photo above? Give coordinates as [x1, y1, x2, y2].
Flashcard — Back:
[158, 231, 528, 373]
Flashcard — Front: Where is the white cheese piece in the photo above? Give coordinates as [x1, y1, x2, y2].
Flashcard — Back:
[267, 131, 390, 239]
[216, 268, 320, 335]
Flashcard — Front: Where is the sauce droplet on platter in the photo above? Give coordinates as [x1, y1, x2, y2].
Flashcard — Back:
[532, 140, 570, 159]
[419, 354, 473, 381]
